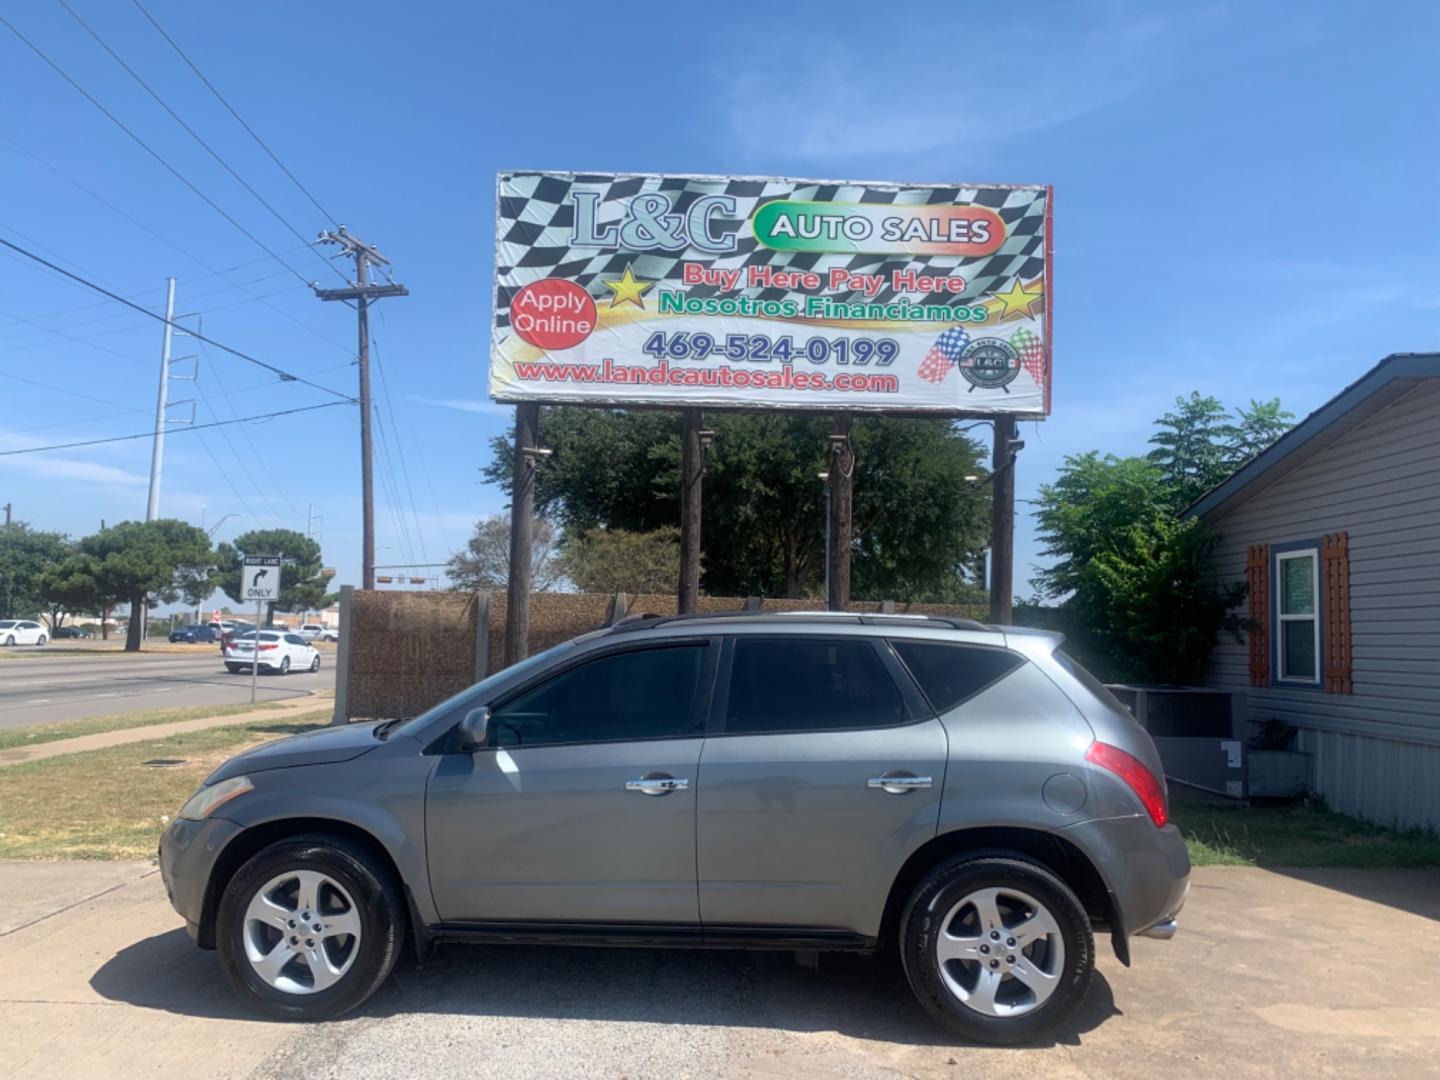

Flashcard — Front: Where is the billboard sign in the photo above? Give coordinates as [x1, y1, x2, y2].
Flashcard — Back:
[491, 172, 1051, 416]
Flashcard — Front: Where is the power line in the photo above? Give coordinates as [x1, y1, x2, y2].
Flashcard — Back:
[0, 235, 356, 401]
[0, 401, 350, 456]
[57, 0, 344, 281]
[0, 130, 348, 350]
[371, 333, 429, 565]
[130, 0, 340, 230]
[0, 12, 318, 289]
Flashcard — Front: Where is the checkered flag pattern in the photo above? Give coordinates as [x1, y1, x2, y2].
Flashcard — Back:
[918, 327, 971, 383]
[495, 173, 1048, 330]
[1009, 327, 1047, 385]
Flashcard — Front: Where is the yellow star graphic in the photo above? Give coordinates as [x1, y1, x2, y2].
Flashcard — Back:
[989, 278, 1044, 321]
[603, 266, 655, 310]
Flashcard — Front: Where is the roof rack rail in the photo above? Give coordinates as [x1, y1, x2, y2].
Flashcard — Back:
[606, 609, 992, 634]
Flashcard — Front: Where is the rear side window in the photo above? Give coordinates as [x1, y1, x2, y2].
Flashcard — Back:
[891, 641, 1026, 714]
[725, 637, 906, 734]
[491, 644, 708, 747]
[284, 634, 305, 646]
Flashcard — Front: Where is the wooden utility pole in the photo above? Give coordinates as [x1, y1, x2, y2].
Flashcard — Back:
[827, 413, 854, 610]
[315, 227, 409, 591]
[504, 403, 540, 665]
[678, 408, 704, 613]
[988, 415, 1018, 625]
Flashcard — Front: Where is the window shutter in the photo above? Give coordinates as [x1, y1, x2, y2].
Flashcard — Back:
[1322, 531, 1352, 694]
[1246, 544, 1270, 687]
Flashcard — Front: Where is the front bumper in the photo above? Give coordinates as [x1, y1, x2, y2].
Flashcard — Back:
[158, 815, 243, 945]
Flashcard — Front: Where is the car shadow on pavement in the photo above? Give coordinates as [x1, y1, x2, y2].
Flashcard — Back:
[92, 931, 1119, 1047]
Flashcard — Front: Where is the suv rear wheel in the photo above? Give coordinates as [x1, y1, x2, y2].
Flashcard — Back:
[216, 835, 405, 1020]
[900, 854, 1093, 1045]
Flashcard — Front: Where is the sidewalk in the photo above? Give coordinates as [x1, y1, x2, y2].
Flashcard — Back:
[0, 695, 331, 769]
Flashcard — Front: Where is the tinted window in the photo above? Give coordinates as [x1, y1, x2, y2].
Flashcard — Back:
[891, 641, 1025, 714]
[1052, 650, 1131, 713]
[726, 637, 905, 734]
[490, 644, 707, 747]
[284, 634, 305, 645]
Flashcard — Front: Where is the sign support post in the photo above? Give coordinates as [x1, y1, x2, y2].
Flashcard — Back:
[827, 413, 854, 611]
[504, 403, 539, 665]
[678, 408, 703, 614]
[988, 417, 1017, 625]
[241, 554, 281, 704]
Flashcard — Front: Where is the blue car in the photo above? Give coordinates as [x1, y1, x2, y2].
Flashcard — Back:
[169, 624, 220, 644]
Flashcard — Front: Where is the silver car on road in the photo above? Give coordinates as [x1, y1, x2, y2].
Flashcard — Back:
[159, 611, 1189, 1044]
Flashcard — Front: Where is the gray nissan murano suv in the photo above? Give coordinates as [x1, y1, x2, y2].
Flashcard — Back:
[160, 611, 1189, 1044]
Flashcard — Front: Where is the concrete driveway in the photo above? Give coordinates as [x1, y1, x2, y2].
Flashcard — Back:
[2, 862, 1437, 1079]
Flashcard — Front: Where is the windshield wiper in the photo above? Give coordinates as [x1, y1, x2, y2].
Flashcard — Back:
[372, 718, 407, 741]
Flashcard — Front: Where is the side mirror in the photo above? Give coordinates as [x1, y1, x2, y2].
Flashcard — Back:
[457, 706, 491, 752]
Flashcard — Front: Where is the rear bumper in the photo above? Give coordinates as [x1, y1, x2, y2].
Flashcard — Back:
[1060, 815, 1190, 954]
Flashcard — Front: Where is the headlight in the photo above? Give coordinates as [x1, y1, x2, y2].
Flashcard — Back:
[178, 775, 254, 821]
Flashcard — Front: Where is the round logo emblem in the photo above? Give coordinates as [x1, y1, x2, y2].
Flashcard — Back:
[957, 338, 1021, 391]
[510, 278, 597, 350]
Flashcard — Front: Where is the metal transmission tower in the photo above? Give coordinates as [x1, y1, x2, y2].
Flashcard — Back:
[314, 228, 408, 590]
[145, 277, 198, 520]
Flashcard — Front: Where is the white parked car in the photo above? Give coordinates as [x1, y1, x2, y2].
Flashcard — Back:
[0, 619, 47, 646]
[223, 629, 321, 675]
[296, 622, 339, 643]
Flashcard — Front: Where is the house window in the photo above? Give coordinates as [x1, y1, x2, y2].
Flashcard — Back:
[1276, 549, 1320, 684]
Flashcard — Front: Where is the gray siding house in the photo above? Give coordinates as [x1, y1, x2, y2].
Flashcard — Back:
[1184, 353, 1440, 830]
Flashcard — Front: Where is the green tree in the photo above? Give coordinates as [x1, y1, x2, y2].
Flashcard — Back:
[560, 527, 682, 594]
[37, 550, 103, 629]
[1146, 392, 1239, 510]
[0, 522, 69, 620]
[1228, 398, 1295, 464]
[215, 529, 332, 622]
[484, 408, 990, 600]
[447, 515, 563, 591]
[78, 520, 214, 651]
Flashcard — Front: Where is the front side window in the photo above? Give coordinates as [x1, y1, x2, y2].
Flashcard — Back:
[1276, 549, 1319, 683]
[725, 637, 906, 734]
[490, 644, 708, 747]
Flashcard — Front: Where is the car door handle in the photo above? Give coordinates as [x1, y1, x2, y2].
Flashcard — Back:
[625, 776, 689, 796]
[867, 773, 933, 794]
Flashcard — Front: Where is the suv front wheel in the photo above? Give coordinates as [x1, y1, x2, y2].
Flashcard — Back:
[216, 835, 405, 1020]
[900, 854, 1093, 1045]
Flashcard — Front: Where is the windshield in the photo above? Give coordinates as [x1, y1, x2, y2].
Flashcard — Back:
[0, 621, 15, 629]
[396, 639, 579, 739]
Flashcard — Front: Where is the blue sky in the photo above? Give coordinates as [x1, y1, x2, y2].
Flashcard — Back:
[3, 0, 1437, 606]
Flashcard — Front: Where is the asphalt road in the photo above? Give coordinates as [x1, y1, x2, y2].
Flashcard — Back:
[0, 649, 334, 728]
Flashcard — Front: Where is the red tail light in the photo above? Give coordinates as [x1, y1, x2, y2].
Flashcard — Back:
[1085, 741, 1168, 827]
[256, 643, 278, 651]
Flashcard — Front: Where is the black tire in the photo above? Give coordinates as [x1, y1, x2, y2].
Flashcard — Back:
[36, 634, 46, 647]
[4, 635, 13, 646]
[900, 854, 1093, 1046]
[226, 664, 241, 674]
[310, 654, 321, 673]
[279, 656, 291, 675]
[216, 835, 406, 1021]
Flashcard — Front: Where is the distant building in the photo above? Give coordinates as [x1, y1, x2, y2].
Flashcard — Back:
[1184, 353, 1440, 830]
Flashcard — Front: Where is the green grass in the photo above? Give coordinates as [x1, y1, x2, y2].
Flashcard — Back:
[1175, 794, 1440, 869]
[0, 701, 289, 751]
[0, 712, 332, 860]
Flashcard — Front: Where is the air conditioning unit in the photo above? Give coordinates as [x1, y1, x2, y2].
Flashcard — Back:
[1105, 685, 1246, 799]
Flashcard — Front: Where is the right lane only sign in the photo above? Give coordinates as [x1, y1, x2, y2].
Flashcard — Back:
[242, 555, 282, 602]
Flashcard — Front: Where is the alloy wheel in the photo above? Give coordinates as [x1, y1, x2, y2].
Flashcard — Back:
[242, 869, 362, 995]
[935, 886, 1065, 1017]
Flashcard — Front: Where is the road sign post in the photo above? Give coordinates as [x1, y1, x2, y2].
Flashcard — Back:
[243, 555, 280, 705]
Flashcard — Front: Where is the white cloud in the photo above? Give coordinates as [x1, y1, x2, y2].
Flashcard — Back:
[722, 12, 1176, 163]
[0, 432, 149, 487]
[407, 394, 512, 419]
